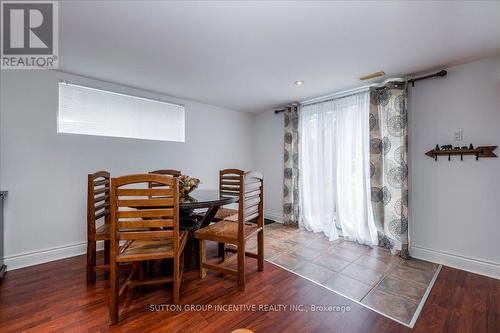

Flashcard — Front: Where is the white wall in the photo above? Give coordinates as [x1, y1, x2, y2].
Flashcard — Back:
[255, 110, 284, 222]
[409, 56, 500, 278]
[0, 70, 255, 269]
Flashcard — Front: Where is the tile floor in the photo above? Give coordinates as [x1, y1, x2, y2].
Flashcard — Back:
[246, 223, 440, 325]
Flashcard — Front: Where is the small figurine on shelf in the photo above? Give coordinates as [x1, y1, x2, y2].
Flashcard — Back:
[435, 144, 440, 151]
[453, 146, 460, 150]
[441, 144, 453, 150]
[461, 146, 468, 150]
[469, 143, 474, 150]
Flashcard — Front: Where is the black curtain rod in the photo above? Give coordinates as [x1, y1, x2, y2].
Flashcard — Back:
[407, 69, 447, 87]
[274, 104, 298, 114]
[274, 69, 447, 114]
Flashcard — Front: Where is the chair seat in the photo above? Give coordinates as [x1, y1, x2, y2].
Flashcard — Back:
[215, 208, 238, 220]
[117, 231, 188, 262]
[224, 213, 239, 222]
[95, 224, 110, 240]
[195, 220, 261, 243]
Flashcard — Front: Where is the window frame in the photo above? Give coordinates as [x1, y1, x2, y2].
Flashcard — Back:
[57, 82, 185, 142]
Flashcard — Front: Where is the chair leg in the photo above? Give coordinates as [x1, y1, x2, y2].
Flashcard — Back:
[109, 260, 119, 324]
[139, 262, 144, 280]
[180, 250, 185, 289]
[104, 240, 110, 278]
[173, 256, 180, 305]
[218, 242, 225, 259]
[199, 239, 206, 279]
[132, 262, 141, 282]
[87, 240, 96, 285]
[104, 240, 110, 264]
[257, 230, 264, 272]
[237, 241, 245, 291]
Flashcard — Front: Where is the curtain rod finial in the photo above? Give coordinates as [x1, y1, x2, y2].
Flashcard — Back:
[437, 70, 447, 77]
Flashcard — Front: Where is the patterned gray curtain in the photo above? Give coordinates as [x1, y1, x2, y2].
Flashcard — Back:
[369, 83, 409, 258]
[283, 105, 299, 226]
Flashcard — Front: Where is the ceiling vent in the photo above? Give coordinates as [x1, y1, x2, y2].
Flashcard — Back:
[359, 71, 386, 81]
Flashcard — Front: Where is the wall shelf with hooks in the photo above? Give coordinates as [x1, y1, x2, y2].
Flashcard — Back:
[425, 146, 497, 161]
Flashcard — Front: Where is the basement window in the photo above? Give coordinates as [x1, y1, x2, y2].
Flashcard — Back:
[58, 82, 185, 142]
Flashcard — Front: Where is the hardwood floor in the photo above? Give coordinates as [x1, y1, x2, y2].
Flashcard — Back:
[0, 243, 499, 333]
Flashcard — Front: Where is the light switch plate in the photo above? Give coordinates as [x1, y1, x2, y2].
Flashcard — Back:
[453, 128, 463, 141]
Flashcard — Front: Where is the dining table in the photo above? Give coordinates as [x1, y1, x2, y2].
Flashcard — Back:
[178, 189, 237, 269]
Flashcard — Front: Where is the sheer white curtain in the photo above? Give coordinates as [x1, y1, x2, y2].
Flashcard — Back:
[299, 91, 378, 245]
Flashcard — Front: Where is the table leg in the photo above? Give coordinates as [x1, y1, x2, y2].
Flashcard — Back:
[199, 205, 220, 228]
[218, 243, 225, 259]
[199, 205, 225, 258]
[179, 217, 201, 270]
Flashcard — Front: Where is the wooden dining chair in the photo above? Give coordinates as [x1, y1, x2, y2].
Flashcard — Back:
[195, 170, 264, 291]
[192, 169, 241, 223]
[109, 174, 188, 324]
[214, 169, 245, 257]
[148, 169, 181, 201]
[87, 171, 111, 285]
[214, 169, 242, 220]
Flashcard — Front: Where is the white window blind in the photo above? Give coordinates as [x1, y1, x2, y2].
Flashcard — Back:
[58, 82, 185, 142]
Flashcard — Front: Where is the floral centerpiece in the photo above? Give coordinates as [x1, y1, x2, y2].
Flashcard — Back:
[178, 175, 200, 198]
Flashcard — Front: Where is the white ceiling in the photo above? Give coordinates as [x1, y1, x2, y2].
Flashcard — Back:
[59, 1, 500, 113]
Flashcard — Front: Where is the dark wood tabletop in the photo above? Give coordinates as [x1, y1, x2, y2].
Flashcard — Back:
[179, 189, 237, 210]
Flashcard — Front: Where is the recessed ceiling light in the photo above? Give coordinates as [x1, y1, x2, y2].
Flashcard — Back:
[294, 80, 304, 86]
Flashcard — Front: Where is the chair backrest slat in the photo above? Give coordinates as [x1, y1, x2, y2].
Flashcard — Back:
[244, 197, 260, 210]
[95, 209, 110, 221]
[220, 191, 239, 197]
[94, 179, 109, 187]
[244, 212, 259, 222]
[94, 202, 108, 212]
[94, 187, 109, 195]
[117, 188, 173, 196]
[117, 208, 174, 219]
[244, 182, 260, 192]
[149, 169, 181, 177]
[94, 194, 109, 204]
[118, 230, 174, 240]
[119, 219, 174, 229]
[221, 176, 240, 181]
[220, 185, 240, 192]
[221, 179, 240, 185]
[244, 205, 259, 218]
[118, 198, 174, 208]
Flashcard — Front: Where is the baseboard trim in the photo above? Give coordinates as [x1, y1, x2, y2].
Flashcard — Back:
[4, 241, 103, 271]
[411, 246, 500, 280]
[265, 211, 283, 223]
